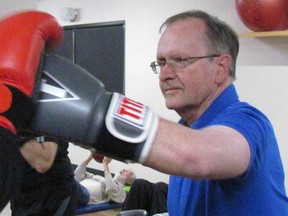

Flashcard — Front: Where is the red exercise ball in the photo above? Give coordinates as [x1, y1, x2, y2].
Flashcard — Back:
[235, 0, 288, 31]
[91, 151, 104, 163]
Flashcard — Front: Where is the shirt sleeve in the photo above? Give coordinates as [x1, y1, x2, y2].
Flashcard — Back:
[74, 162, 95, 181]
[210, 104, 272, 180]
[104, 171, 126, 203]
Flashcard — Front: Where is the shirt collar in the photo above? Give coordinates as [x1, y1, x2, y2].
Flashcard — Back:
[179, 84, 239, 129]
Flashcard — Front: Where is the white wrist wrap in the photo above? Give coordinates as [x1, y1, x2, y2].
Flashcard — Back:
[105, 93, 159, 163]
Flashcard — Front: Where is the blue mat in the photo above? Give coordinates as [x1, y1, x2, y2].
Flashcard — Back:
[75, 202, 123, 215]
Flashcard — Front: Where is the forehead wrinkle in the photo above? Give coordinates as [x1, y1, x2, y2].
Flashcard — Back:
[157, 19, 209, 59]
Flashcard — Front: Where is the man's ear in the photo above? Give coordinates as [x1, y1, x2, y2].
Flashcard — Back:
[215, 54, 232, 84]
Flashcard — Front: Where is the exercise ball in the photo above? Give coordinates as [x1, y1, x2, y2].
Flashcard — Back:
[235, 0, 288, 31]
[91, 150, 104, 163]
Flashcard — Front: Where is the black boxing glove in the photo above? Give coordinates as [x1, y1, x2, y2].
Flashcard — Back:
[1, 11, 158, 163]
[28, 54, 159, 163]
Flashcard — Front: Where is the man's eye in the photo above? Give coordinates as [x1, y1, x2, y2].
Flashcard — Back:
[172, 58, 184, 63]
[158, 61, 166, 66]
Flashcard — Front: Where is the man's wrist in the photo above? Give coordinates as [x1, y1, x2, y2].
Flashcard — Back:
[103, 164, 109, 173]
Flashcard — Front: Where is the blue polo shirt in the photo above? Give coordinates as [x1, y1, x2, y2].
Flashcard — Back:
[168, 85, 288, 216]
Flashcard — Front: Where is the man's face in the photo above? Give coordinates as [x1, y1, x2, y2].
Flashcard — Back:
[157, 18, 219, 117]
[114, 168, 132, 185]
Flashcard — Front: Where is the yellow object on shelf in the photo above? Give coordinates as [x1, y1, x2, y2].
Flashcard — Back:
[238, 30, 288, 38]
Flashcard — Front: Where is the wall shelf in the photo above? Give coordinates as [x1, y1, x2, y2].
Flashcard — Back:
[238, 30, 288, 38]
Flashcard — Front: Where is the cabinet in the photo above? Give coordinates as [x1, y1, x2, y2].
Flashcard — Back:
[53, 21, 125, 94]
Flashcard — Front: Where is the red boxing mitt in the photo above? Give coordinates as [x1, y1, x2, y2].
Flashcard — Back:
[92, 151, 105, 163]
[0, 11, 63, 133]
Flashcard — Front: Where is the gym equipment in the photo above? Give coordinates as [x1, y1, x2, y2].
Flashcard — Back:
[235, 0, 288, 31]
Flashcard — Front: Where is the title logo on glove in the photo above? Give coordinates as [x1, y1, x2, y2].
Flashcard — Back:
[115, 95, 146, 127]
[106, 93, 156, 144]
